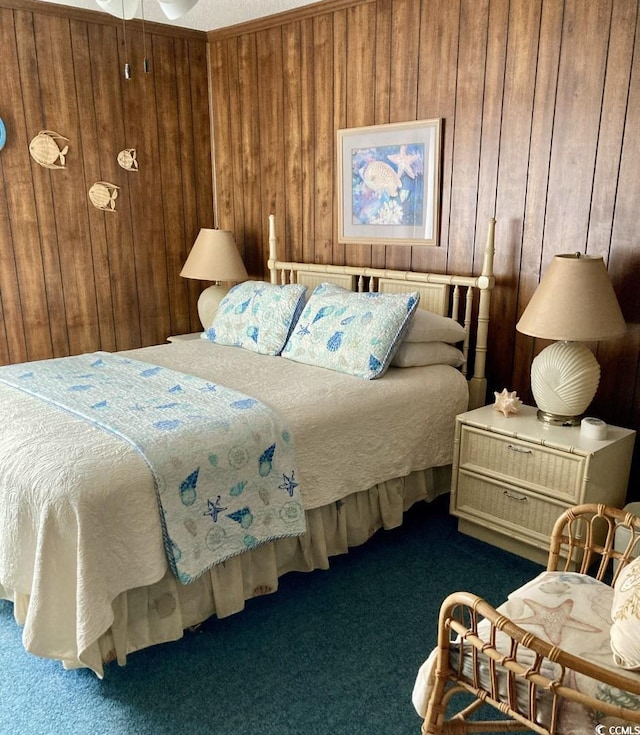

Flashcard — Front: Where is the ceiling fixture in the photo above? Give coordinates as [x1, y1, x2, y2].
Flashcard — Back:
[95, 0, 199, 21]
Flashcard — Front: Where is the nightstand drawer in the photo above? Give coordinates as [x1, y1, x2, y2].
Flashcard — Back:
[459, 426, 584, 503]
[453, 470, 566, 547]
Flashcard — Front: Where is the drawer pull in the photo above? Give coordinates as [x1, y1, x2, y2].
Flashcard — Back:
[503, 490, 528, 502]
[507, 444, 532, 455]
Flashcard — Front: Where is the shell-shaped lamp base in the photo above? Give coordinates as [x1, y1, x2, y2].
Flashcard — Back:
[530, 341, 600, 423]
[197, 284, 230, 329]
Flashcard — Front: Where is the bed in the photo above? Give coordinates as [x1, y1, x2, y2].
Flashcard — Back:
[0, 216, 496, 677]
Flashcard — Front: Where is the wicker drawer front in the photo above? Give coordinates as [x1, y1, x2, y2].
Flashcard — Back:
[459, 426, 584, 502]
[454, 471, 564, 545]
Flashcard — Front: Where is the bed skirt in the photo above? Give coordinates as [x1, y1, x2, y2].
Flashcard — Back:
[9, 466, 450, 675]
[96, 466, 450, 673]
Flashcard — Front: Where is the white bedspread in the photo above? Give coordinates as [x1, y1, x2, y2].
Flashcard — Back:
[0, 340, 467, 672]
[0, 352, 304, 584]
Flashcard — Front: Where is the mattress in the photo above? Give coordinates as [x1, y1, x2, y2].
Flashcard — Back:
[0, 340, 468, 673]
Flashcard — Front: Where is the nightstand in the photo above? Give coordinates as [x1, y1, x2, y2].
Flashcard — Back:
[167, 332, 203, 342]
[450, 404, 636, 564]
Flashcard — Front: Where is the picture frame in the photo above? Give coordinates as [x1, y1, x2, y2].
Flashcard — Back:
[337, 118, 441, 246]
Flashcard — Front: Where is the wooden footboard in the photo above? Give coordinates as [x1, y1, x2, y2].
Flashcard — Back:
[267, 214, 496, 409]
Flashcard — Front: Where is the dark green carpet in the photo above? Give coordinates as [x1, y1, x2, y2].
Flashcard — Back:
[0, 495, 540, 734]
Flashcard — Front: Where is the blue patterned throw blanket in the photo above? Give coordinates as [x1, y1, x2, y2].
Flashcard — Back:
[0, 352, 305, 583]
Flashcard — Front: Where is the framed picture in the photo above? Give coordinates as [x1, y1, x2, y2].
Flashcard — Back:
[337, 118, 441, 246]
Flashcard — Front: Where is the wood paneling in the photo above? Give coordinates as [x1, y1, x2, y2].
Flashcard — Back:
[0, 0, 212, 365]
[208, 0, 640, 497]
[4, 0, 640, 497]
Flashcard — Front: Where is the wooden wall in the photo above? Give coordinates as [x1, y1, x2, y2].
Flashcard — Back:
[2, 0, 640, 496]
[0, 0, 212, 364]
[208, 0, 640, 494]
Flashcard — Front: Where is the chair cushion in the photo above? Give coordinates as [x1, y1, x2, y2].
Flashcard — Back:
[611, 555, 640, 670]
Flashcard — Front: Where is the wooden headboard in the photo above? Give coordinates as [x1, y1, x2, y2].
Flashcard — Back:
[267, 215, 496, 410]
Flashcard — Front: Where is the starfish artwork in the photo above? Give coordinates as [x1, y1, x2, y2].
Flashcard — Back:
[493, 388, 523, 417]
[387, 144, 421, 179]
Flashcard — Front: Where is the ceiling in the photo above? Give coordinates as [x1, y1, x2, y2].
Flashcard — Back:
[38, 0, 321, 31]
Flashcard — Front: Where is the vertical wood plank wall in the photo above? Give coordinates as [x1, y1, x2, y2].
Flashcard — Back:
[0, 0, 212, 364]
[208, 0, 640, 463]
[2, 0, 640, 494]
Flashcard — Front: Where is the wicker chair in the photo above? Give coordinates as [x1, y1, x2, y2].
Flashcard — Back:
[418, 503, 640, 734]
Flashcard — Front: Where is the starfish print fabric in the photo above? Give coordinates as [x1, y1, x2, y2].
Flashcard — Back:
[511, 596, 600, 644]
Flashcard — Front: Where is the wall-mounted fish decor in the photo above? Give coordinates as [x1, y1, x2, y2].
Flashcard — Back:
[89, 181, 120, 212]
[117, 148, 138, 171]
[29, 130, 69, 169]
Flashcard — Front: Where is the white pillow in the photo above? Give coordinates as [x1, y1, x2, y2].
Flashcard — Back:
[204, 280, 306, 356]
[403, 308, 466, 344]
[282, 282, 419, 379]
[610, 555, 640, 669]
[391, 341, 465, 368]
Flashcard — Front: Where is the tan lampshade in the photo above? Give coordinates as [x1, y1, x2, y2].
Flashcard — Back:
[516, 254, 626, 342]
[180, 229, 248, 283]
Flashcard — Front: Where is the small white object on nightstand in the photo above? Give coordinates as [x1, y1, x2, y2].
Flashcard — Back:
[580, 416, 608, 440]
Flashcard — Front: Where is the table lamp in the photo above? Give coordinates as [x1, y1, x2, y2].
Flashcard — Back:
[516, 253, 626, 426]
[180, 229, 248, 329]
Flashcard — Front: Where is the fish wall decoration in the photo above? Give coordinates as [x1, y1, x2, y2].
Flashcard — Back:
[29, 130, 69, 169]
[117, 148, 138, 171]
[89, 181, 120, 212]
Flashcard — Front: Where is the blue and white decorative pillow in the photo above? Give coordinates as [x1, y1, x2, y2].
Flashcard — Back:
[282, 282, 420, 379]
[204, 280, 307, 356]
